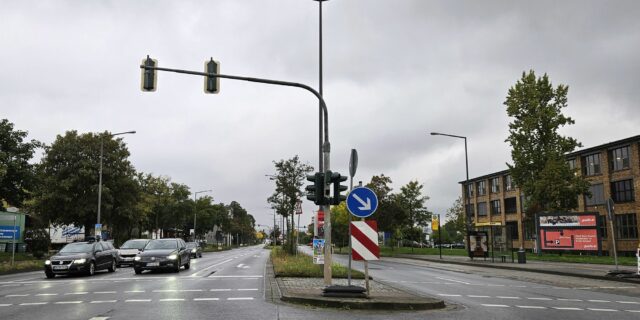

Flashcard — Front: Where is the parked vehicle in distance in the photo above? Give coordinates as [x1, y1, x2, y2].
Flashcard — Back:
[451, 242, 466, 249]
[186, 242, 203, 258]
[118, 239, 150, 267]
[133, 238, 191, 274]
[44, 240, 118, 278]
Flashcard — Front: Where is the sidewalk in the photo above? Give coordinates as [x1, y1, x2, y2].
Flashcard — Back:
[265, 250, 445, 310]
[395, 253, 640, 284]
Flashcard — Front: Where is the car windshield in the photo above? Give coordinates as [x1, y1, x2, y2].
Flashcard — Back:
[120, 240, 148, 250]
[59, 243, 94, 253]
[186, 243, 197, 248]
[144, 240, 178, 250]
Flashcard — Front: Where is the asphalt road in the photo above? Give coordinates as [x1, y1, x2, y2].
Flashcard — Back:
[2, 245, 639, 320]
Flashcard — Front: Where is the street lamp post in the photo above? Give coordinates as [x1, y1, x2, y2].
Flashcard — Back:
[97, 130, 135, 239]
[430, 132, 471, 258]
[193, 189, 213, 241]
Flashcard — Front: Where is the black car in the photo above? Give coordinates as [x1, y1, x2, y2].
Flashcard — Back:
[117, 239, 150, 267]
[186, 242, 203, 258]
[133, 238, 191, 274]
[44, 240, 118, 278]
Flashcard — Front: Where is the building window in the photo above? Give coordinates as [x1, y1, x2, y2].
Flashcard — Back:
[490, 177, 500, 193]
[524, 219, 535, 240]
[477, 181, 486, 196]
[609, 146, 630, 171]
[477, 202, 487, 216]
[505, 175, 514, 191]
[585, 184, 605, 207]
[466, 184, 474, 198]
[567, 159, 576, 171]
[611, 179, 634, 203]
[465, 204, 475, 216]
[582, 153, 601, 176]
[598, 215, 607, 239]
[506, 221, 519, 240]
[615, 213, 638, 239]
[504, 197, 517, 214]
[490, 200, 501, 214]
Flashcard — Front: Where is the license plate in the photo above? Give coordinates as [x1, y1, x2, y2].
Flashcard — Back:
[123, 258, 133, 261]
[52, 265, 68, 270]
[147, 262, 159, 267]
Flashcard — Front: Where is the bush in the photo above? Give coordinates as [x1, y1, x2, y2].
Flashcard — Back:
[25, 229, 50, 259]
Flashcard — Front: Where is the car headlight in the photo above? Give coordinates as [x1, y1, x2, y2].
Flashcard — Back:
[134, 256, 141, 261]
[167, 254, 178, 260]
[73, 258, 86, 264]
[45, 260, 51, 265]
[191, 249, 196, 253]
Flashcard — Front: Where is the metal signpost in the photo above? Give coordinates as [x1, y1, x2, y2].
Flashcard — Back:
[347, 149, 358, 285]
[346, 186, 378, 296]
[606, 198, 619, 271]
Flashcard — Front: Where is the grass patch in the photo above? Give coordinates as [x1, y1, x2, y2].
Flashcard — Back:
[379, 246, 468, 257]
[202, 245, 235, 253]
[271, 247, 365, 279]
[0, 260, 44, 274]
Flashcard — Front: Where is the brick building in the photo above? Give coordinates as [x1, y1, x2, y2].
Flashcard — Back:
[461, 135, 640, 255]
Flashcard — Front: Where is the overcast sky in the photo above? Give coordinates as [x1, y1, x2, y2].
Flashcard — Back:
[2, 0, 639, 230]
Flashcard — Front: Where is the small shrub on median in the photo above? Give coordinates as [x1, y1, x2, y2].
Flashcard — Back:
[271, 247, 364, 279]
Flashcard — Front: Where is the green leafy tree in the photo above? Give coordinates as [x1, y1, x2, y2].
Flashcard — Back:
[505, 71, 590, 248]
[396, 180, 432, 250]
[330, 201, 350, 250]
[0, 119, 41, 210]
[366, 175, 406, 248]
[267, 155, 313, 254]
[32, 131, 139, 243]
[445, 197, 465, 238]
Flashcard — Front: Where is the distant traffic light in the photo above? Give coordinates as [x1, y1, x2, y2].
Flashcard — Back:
[331, 172, 348, 205]
[204, 58, 220, 94]
[306, 172, 326, 205]
[141, 55, 157, 92]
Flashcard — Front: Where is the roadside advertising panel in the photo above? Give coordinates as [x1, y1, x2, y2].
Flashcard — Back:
[536, 213, 601, 252]
[469, 231, 488, 258]
[50, 224, 85, 244]
[312, 239, 325, 264]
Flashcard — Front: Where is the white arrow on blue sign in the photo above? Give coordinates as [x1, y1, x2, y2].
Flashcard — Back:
[346, 187, 378, 218]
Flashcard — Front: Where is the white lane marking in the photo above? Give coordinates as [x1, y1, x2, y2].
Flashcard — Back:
[587, 308, 618, 312]
[125, 290, 145, 293]
[20, 302, 47, 306]
[486, 284, 505, 287]
[228, 297, 254, 301]
[125, 299, 151, 302]
[516, 306, 546, 309]
[210, 289, 231, 291]
[65, 292, 88, 295]
[618, 301, 640, 304]
[153, 289, 177, 292]
[6, 294, 29, 297]
[159, 298, 184, 302]
[190, 258, 233, 277]
[89, 317, 110, 320]
[588, 300, 611, 303]
[55, 301, 83, 304]
[90, 300, 117, 303]
[238, 288, 259, 291]
[0, 304, 12, 307]
[626, 310, 640, 313]
[468, 295, 491, 298]
[207, 275, 263, 278]
[179, 289, 203, 292]
[481, 304, 509, 308]
[557, 298, 582, 302]
[497, 296, 520, 299]
[194, 298, 220, 301]
[36, 293, 58, 296]
[438, 294, 462, 297]
[527, 297, 552, 301]
[94, 291, 117, 294]
[553, 307, 583, 310]
[435, 277, 470, 285]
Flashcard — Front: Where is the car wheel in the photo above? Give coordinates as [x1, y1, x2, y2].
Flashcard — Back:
[45, 271, 55, 279]
[184, 259, 190, 270]
[87, 261, 95, 276]
[108, 259, 116, 272]
[174, 259, 181, 273]
[198, 253, 202, 258]
[134, 267, 142, 274]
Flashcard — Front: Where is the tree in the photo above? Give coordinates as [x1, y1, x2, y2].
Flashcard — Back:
[267, 155, 313, 254]
[32, 131, 139, 244]
[0, 119, 41, 210]
[330, 201, 350, 250]
[504, 71, 590, 248]
[396, 180, 432, 251]
[445, 197, 465, 238]
[366, 174, 406, 248]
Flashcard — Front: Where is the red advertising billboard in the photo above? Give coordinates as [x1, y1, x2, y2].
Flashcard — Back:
[537, 213, 601, 252]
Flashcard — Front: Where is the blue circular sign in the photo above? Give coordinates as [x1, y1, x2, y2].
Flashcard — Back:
[346, 187, 379, 218]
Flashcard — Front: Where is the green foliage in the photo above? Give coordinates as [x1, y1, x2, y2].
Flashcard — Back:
[366, 175, 406, 235]
[330, 202, 350, 248]
[445, 197, 465, 239]
[270, 247, 364, 278]
[504, 71, 590, 214]
[25, 229, 50, 259]
[396, 180, 432, 232]
[0, 119, 42, 210]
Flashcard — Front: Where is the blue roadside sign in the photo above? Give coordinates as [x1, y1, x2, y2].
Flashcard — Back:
[346, 187, 378, 218]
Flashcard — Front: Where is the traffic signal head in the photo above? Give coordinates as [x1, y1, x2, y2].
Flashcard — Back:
[331, 172, 348, 205]
[204, 58, 220, 94]
[306, 172, 326, 205]
[141, 55, 157, 92]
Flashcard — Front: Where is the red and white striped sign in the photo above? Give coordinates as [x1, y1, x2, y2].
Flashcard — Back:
[351, 220, 379, 261]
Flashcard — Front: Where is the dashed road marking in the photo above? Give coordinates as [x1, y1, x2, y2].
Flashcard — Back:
[65, 292, 88, 295]
[125, 299, 151, 302]
[553, 307, 583, 311]
[228, 297, 253, 301]
[125, 290, 145, 293]
[179, 289, 203, 292]
[194, 298, 219, 301]
[55, 301, 83, 304]
[468, 295, 490, 298]
[94, 291, 116, 294]
[153, 289, 176, 292]
[516, 305, 546, 309]
[496, 296, 520, 299]
[210, 289, 231, 291]
[159, 298, 184, 302]
[6, 294, 29, 297]
[527, 297, 552, 301]
[438, 294, 461, 297]
[238, 288, 259, 291]
[587, 308, 618, 312]
[557, 298, 582, 302]
[626, 310, 640, 313]
[36, 293, 57, 296]
[0, 304, 12, 307]
[588, 300, 611, 303]
[481, 304, 509, 308]
[20, 302, 47, 306]
[90, 300, 117, 303]
[618, 301, 640, 304]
